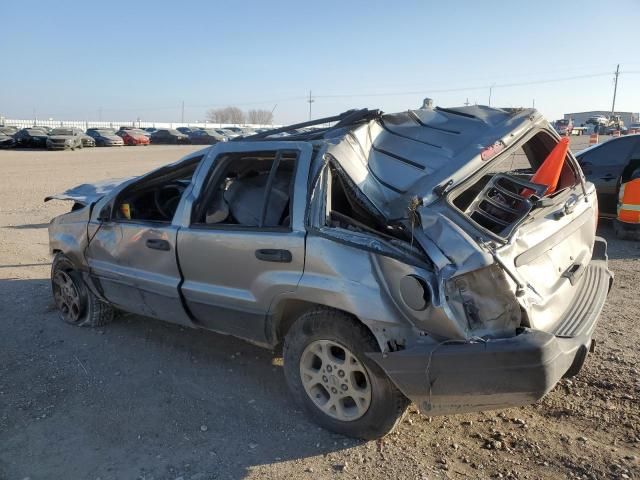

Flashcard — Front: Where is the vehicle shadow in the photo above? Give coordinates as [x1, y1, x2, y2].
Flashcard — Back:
[0, 277, 363, 480]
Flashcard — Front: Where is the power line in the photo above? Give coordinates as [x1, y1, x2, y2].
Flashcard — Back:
[18, 68, 637, 119]
[311, 71, 615, 100]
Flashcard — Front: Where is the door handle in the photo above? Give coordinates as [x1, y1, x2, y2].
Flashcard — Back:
[145, 238, 171, 251]
[255, 249, 292, 263]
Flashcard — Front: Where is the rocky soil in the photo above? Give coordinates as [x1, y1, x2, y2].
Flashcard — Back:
[0, 146, 638, 479]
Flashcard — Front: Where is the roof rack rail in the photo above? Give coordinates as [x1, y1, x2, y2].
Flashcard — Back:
[239, 108, 382, 142]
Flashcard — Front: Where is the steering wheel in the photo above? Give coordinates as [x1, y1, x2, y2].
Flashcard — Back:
[154, 183, 185, 220]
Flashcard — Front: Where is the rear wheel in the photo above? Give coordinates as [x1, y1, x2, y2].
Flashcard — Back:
[51, 254, 114, 327]
[283, 308, 409, 439]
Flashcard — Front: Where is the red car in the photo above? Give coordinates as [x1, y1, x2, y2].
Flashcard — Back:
[116, 129, 150, 146]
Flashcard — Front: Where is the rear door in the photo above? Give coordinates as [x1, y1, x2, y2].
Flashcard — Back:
[175, 142, 312, 344]
[578, 136, 638, 215]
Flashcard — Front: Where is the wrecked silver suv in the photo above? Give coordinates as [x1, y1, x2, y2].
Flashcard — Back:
[47, 105, 612, 439]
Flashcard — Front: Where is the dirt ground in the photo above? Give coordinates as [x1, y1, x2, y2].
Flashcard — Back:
[0, 144, 638, 480]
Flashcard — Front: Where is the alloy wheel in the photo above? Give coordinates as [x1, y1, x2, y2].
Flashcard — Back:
[52, 270, 82, 322]
[299, 340, 372, 421]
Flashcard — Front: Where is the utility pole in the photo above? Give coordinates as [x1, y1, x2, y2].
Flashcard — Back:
[307, 90, 314, 120]
[611, 64, 620, 117]
[464, 98, 470, 106]
[270, 104, 278, 125]
[181, 100, 185, 124]
[532, 99, 535, 109]
[488, 85, 494, 106]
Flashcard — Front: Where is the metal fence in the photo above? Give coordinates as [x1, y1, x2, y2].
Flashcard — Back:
[1, 118, 277, 130]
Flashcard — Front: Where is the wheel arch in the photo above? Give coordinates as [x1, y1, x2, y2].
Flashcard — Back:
[267, 299, 385, 352]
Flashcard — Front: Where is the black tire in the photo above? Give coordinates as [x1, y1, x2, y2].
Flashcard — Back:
[51, 253, 114, 327]
[283, 308, 409, 439]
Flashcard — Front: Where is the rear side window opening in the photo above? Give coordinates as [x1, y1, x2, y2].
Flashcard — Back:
[450, 131, 579, 238]
[191, 150, 298, 229]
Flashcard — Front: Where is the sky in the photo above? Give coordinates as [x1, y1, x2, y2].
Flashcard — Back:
[2, 0, 639, 125]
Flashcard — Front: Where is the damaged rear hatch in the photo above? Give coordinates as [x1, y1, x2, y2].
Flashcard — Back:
[325, 105, 611, 339]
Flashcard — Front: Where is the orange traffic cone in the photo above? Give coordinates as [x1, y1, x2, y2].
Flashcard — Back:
[523, 137, 569, 197]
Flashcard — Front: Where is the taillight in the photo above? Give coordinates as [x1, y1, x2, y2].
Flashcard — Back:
[480, 140, 506, 161]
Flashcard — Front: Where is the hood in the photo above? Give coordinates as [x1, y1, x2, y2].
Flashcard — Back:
[324, 105, 538, 220]
[44, 177, 133, 206]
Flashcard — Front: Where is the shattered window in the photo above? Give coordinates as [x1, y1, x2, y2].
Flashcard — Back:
[113, 156, 202, 223]
[451, 131, 579, 237]
[193, 150, 298, 228]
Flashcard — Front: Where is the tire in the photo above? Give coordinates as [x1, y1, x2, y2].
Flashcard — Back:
[51, 253, 114, 327]
[283, 308, 409, 439]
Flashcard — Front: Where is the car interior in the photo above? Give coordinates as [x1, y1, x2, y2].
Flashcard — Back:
[113, 157, 202, 222]
[194, 151, 297, 228]
[451, 131, 579, 236]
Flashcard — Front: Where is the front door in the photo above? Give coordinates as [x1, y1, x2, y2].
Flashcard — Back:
[176, 142, 313, 344]
[86, 156, 204, 326]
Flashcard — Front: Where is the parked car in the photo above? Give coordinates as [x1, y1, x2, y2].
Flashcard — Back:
[214, 128, 239, 139]
[176, 127, 200, 135]
[150, 129, 190, 144]
[187, 128, 226, 145]
[46, 128, 84, 150]
[46, 106, 611, 439]
[0, 125, 18, 135]
[586, 115, 608, 126]
[144, 127, 158, 135]
[13, 128, 49, 148]
[33, 125, 53, 134]
[553, 119, 573, 136]
[86, 128, 125, 147]
[0, 131, 16, 148]
[116, 128, 150, 146]
[71, 128, 96, 148]
[576, 134, 640, 217]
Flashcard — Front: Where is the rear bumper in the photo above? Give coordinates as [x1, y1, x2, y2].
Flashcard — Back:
[369, 237, 612, 416]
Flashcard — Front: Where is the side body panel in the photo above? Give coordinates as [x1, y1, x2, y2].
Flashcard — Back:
[87, 222, 192, 326]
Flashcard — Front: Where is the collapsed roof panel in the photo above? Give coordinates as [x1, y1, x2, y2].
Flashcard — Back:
[325, 106, 538, 220]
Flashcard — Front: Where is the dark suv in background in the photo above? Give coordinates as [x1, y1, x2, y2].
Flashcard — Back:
[150, 129, 190, 144]
[576, 134, 640, 217]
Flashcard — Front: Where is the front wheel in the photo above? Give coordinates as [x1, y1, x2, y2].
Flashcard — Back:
[283, 308, 409, 439]
[51, 254, 114, 327]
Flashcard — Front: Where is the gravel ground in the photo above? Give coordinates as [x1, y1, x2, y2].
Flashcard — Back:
[0, 144, 638, 480]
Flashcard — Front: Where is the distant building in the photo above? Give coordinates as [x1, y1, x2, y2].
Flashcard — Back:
[564, 110, 639, 127]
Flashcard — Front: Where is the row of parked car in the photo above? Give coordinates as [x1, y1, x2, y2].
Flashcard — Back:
[0, 125, 268, 150]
